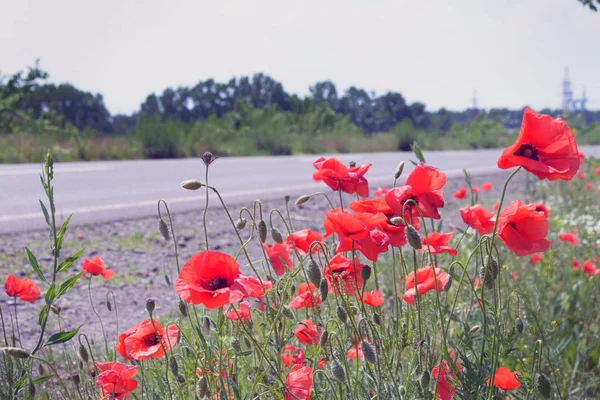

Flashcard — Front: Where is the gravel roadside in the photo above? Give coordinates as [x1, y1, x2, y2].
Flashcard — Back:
[0, 170, 527, 349]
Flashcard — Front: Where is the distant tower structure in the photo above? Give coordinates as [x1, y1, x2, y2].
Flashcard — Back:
[471, 89, 478, 109]
[562, 68, 573, 113]
[580, 88, 588, 111]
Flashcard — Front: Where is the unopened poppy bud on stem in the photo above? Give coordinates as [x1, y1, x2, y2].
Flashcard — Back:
[515, 317, 524, 333]
[469, 325, 481, 334]
[282, 306, 294, 319]
[169, 356, 179, 376]
[146, 298, 155, 314]
[2, 347, 30, 359]
[319, 330, 329, 347]
[331, 359, 346, 383]
[336, 306, 348, 324]
[158, 218, 171, 241]
[78, 344, 89, 363]
[295, 194, 311, 205]
[181, 179, 203, 190]
[389, 217, 405, 226]
[50, 305, 61, 315]
[406, 225, 422, 250]
[394, 161, 405, 180]
[319, 278, 328, 301]
[258, 221, 267, 243]
[200, 151, 217, 166]
[236, 218, 247, 230]
[361, 341, 377, 364]
[271, 228, 284, 244]
[196, 376, 209, 398]
[306, 260, 322, 287]
[361, 265, 372, 282]
[419, 370, 430, 390]
[537, 373, 552, 399]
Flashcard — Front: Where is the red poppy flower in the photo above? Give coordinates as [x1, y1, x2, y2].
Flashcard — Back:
[572, 260, 582, 269]
[312, 157, 372, 198]
[496, 200, 552, 256]
[323, 253, 364, 296]
[347, 340, 365, 360]
[558, 231, 578, 247]
[263, 243, 293, 276]
[95, 361, 138, 400]
[287, 229, 323, 256]
[432, 350, 461, 400]
[459, 205, 495, 236]
[4, 275, 40, 303]
[586, 182, 592, 192]
[532, 203, 551, 217]
[583, 260, 600, 275]
[175, 251, 271, 308]
[115, 319, 179, 360]
[318, 356, 328, 369]
[487, 367, 521, 390]
[497, 108, 580, 180]
[324, 209, 369, 249]
[373, 186, 389, 197]
[420, 232, 457, 256]
[595, 166, 600, 175]
[471, 186, 480, 193]
[285, 364, 314, 400]
[82, 256, 114, 280]
[452, 187, 467, 200]
[295, 319, 319, 346]
[281, 345, 305, 367]
[403, 266, 450, 306]
[289, 282, 321, 309]
[349, 198, 393, 215]
[577, 171, 586, 180]
[354, 230, 391, 262]
[510, 272, 520, 281]
[529, 253, 544, 265]
[360, 290, 384, 307]
[386, 163, 446, 220]
[481, 182, 492, 191]
[224, 301, 252, 321]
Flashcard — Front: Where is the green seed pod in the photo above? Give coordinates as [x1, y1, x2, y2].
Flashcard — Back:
[361, 341, 377, 364]
[145, 299, 155, 314]
[319, 278, 328, 302]
[178, 299, 188, 318]
[319, 330, 329, 347]
[282, 306, 294, 320]
[28, 382, 36, 397]
[2, 347, 30, 359]
[361, 265, 372, 282]
[406, 225, 422, 250]
[158, 218, 171, 241]
[196, 376, 209, 398]
[181, 179, 202, 190]
[169, 356, 179, 377]
[236, 218, 247, 230]
[331, 359, 346, 383]
[306, 260, 322, 287]
[537, 373, 551, 399]
[515, 317, 524, 334]
[271, 228, 284, 244]
[232, 338, 241, 353]
[419, 370, 430, 390]
[258, 220, 267, 243]
[394, 161, 405, 180]
[336, 306, 348, 324]
[78, 344, 89, 363]
[295, 195, 311, 206]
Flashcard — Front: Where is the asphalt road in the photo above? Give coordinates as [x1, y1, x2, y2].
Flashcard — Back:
[1, 146, 599, 234]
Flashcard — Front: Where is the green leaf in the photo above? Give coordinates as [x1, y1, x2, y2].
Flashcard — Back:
[410, 141, 426, 163]
[32, 375, 54, 385]
[56, 272, 83, 298]
[39, 200, 51, 227]
[45, 326, 81, 347]
[25, 247, 46, 283]
[38, 306, 48, 326]
[45, 283, 56, 306]
[56, 214, 73, 254]
[57, 248, 86, 273]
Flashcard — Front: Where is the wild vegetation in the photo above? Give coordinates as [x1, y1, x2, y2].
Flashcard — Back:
[2, 63, 600, 163]
[1, 108, 599, 399]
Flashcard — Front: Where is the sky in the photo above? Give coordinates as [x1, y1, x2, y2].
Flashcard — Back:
[2, 0, 599, 115]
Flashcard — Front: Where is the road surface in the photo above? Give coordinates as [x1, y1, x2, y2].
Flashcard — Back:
[1, 146, 598, 234]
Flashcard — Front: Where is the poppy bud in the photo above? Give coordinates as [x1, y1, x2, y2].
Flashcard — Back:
[487, 256, 499, 279]
[38, 364, 44, 375]
[319, 278, 328, 302]
[169, 356, 179, 377]
[244, 337, 252, 349]
[2, 347, 30, 359]
[349, 161, 356, 168]
[537, 373, 551, 399]
[306, 260, 322, 287]
[178, 299, 188, 318]
[361, 341, 377, 364]
[164, 274, 171, 286]
[28, 382, 36, 397]
[106, 299, 112, 312]
[319, 330, 329, 347]
[406, 225, 422, 250]
[176, 375, 185, 384]
[373, 312, 382, 325]
[196, 376, 209, 398]
[181, 179, 203, 190]
[258, 221, 267, 243]
[361, 265, 372, 282]
[443, 275, 452, 292]
[145, 299, 155, 314]
[394, 161, 405, 180]
[71, 373, 81, 387]
[469, 325, 481, 334]
[282, 306, 294, 320]
[271, 228, 284, 244]
[419, 370, 430, 390]
[50, 305, 61, 315]
[515, 317, 524, 334]
[331, 359, 346, 383]
[232, 338, 241, 353]
[78, 344, 89, 363]
[295, 195, 311, 205]
[236, 218, 247, 230]
[480, 267, 493, 289]
[284, 195, 290, 203]
[336, 306, 348, 324]
[200, 151, 217, 166]
[389, 217, 405, 226]
[158, 218, 171, 241]
[203, 317, 211, 332]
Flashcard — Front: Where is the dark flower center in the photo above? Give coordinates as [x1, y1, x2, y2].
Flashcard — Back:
[143, 333, 160, 346]
[206, 276, 228, 291]
[514, 144, 539, 161]
[508, 222, 517, 231]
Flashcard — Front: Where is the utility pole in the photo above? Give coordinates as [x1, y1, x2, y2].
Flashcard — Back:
[562, 68, 573, 113]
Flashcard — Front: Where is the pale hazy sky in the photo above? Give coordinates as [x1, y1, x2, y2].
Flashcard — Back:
[2, 0, 599, 115]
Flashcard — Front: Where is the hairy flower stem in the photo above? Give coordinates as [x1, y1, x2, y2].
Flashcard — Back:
[202, 165, 211, 250]
[148, 316, 173, 399]
[31, 355, 74, 400]
[13, 300, 21, 346]
[158, 200, 181, 273]
[88, 278, 108, 355]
